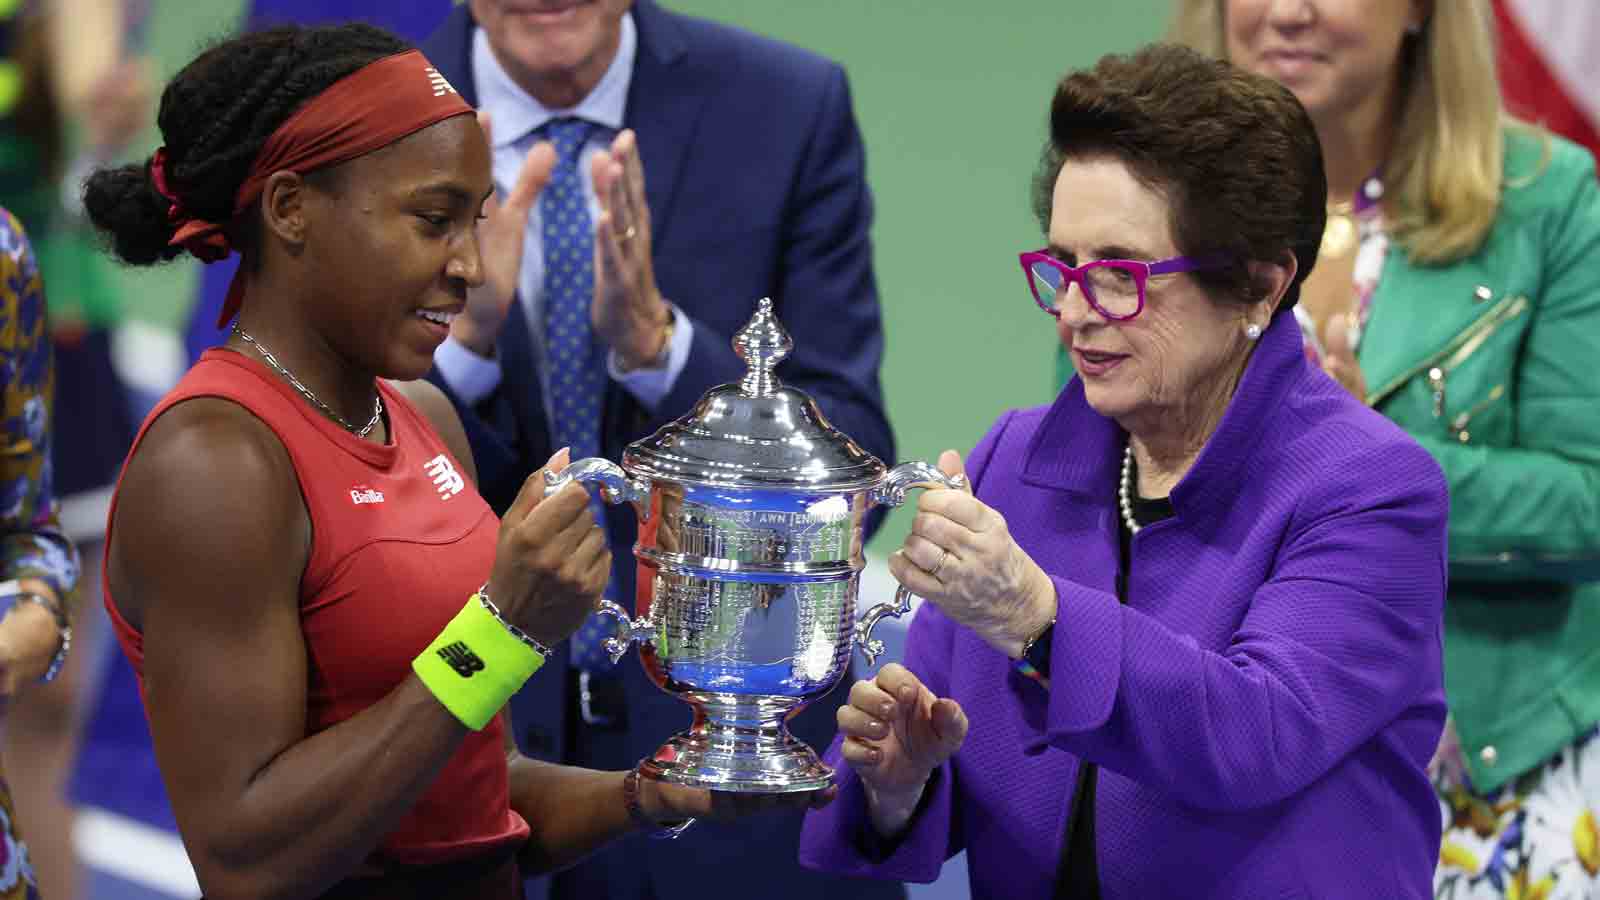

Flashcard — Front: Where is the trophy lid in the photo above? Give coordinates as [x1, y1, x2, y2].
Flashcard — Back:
[623, 298, 887, 489]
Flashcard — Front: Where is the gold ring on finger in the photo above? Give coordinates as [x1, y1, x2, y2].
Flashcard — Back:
[931, 548, 951, 580]
[621, 224, 638, 241]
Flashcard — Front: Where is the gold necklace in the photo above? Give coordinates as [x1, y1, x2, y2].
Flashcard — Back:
[1321, 199, 1358, 259]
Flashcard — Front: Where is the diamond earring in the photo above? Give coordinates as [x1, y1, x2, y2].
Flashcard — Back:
[1245, 323, 1263, 341]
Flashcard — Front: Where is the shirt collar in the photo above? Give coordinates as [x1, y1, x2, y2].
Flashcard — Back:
[470, 11, 636, 149]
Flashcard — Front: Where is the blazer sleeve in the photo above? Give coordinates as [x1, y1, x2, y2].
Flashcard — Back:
[1032, 436, 1448, 812]
[652, 64, 893, 467]
[423, 367, 534, 515]
[1412, 144, 1600, 582]
[797, 414, 1016, 880]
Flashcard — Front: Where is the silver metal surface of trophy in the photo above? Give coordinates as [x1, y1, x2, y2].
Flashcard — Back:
[545, 298, 963, 793]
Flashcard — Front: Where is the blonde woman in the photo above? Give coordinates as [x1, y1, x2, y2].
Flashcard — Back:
[1144, 2, 1600, 896]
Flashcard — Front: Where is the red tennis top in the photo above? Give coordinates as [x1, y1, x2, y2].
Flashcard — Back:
[104, 349, 529, 866]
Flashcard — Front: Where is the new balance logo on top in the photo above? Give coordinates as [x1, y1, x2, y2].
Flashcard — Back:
[349, 486, 385, 505]
[424, 454, 464, 500]
[425, 66, 457, 97]
[437, 641, 484, 677]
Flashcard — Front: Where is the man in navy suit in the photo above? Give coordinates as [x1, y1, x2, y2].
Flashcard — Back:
[422, 3, 901, 900]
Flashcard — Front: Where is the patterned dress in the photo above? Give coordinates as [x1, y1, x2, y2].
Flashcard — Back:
[0, 207, 81, 900]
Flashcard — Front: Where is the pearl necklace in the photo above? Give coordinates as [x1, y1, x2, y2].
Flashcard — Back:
[233, 326, 383, 437]
[1118, 443, 1141, 535]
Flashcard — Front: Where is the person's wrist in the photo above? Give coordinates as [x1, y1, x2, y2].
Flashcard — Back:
[473, 584, 553, 659]
[0, 580, 69, 683]
[488, 587, 564, 650]
[615, 302, 674, 372]
[1006, 566, 1057, 659]
[862, 774, 930, 838]
[0, 602, 59, 682]
[628, 764, 695, 838]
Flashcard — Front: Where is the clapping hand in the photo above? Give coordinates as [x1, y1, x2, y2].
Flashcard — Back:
[451, 111, 557, 357]
[590, 129, 673, 370]
[83, 57, 153, 157]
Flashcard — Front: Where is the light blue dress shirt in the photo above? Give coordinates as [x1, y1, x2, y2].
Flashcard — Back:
[432, 15, 693, 414]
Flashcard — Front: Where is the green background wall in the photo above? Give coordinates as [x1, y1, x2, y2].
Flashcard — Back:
[664, 1, 1170, 552]
[125, 0, 1171, 552]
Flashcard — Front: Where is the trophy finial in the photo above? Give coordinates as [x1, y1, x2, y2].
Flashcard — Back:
[733, 297, 792, 396]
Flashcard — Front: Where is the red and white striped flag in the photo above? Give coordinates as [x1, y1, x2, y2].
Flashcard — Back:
[1495, 0, 1600, 163]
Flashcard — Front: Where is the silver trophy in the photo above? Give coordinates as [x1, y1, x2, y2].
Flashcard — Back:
[544, 298, 963, 793]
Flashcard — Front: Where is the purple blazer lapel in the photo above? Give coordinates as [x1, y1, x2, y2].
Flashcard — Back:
[1021, 312, 1311, 523]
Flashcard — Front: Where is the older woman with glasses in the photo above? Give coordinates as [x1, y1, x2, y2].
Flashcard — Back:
[799, 44, 1450, 899]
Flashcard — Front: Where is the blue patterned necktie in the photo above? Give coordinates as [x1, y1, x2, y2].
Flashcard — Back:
[539, 117, 619, 673]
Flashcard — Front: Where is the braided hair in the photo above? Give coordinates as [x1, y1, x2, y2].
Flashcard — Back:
[83, 23, 410, 266]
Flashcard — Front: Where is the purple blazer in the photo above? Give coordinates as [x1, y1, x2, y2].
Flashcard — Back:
[800, 313, 1449, 898]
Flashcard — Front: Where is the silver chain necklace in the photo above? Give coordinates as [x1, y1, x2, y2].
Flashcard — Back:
[1118, 443, 1142, 535]
[232, 325, 383, 438]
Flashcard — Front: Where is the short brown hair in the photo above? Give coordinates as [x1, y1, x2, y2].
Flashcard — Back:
[1032, 43, 1326, 313]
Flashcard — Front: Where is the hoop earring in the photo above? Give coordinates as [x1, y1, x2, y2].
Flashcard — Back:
[1245, 323, 1263, 341]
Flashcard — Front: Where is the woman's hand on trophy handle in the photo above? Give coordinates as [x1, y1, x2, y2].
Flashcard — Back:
[871, 455, 967, 509]
[837, 664, 966, 837]
[488, 448, 613, 647]
[890, 451, 1057, 658]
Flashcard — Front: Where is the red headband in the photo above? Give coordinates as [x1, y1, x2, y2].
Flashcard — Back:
[148, 49, 475, 327]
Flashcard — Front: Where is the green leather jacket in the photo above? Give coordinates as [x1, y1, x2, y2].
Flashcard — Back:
[1361, 131, 1600, 793]
[1052, 129, 1600, 793]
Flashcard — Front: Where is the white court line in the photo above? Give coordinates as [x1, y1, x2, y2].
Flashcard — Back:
[59, 485, 114, 544]
[74, 808, 200, 898]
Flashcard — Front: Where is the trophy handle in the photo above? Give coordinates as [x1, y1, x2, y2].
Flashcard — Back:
[855, 584, 915, 667]
[544, 457, 652, 516]
[592, 598, 656, 665]
[856, 461, 968, 666]
[869, 460, 967, 508]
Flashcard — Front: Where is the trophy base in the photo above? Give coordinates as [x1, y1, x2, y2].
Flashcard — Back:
[638, 694, 834, 794]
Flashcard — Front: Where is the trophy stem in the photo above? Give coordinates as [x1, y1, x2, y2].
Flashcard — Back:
[638, 694, 834, 794]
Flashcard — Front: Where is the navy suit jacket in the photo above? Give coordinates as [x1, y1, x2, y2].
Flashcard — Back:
[424, 5, 901, 900]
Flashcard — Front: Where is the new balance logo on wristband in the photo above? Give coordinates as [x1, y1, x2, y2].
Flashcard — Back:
[438, 641, 485, 677]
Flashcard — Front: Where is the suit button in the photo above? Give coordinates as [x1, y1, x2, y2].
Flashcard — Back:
[1480, 745, 1498, 767]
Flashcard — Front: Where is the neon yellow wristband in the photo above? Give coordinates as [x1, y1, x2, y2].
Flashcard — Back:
[413, 595, 545, 730]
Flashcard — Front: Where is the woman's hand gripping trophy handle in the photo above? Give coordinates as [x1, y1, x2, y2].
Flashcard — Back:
[485, 449, 614, 648]
[856, 461, 969, 665]
[539, 456, 654, 663]
[846, 451, 983, 836]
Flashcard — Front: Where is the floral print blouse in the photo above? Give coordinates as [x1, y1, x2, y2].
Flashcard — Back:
[0, 208, 76, 600]
[0, 206, 81, 900]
